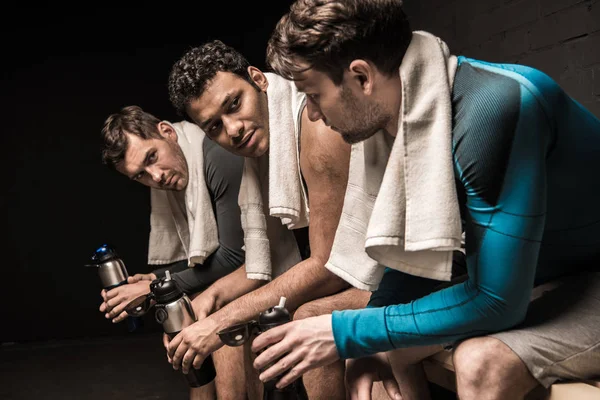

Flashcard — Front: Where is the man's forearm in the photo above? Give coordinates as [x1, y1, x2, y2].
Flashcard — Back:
[205, 264, 264, 311]
[215, 257, 348, 328]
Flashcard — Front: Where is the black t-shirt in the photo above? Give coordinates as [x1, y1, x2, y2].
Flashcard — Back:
[152, 137, 245, 294]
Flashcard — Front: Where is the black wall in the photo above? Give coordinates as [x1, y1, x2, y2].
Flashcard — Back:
[2, 4, 293, 344]
[404, 0, 600, 117]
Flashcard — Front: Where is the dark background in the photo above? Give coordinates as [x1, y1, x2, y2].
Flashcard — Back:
[2, 3, 295, 345]
[2, 0, 599, 346]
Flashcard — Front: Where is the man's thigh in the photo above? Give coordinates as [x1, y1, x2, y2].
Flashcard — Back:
[489, 272, 600, 388]
[212, 344, 247, 399]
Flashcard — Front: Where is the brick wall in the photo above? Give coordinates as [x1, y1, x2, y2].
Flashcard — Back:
[404, 0, 600, 117]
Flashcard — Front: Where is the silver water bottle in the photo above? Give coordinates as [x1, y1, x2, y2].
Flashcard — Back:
[86, 244, 142, 332]
[126, 271, 216, 387]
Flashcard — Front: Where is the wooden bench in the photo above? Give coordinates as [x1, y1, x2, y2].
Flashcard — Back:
[423, 349, 600, 399]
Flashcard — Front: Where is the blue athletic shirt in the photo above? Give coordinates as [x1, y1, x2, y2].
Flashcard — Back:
[332, 57, 600, 359]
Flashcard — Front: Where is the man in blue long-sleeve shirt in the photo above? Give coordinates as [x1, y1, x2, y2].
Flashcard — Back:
[251, 1, 600, 399]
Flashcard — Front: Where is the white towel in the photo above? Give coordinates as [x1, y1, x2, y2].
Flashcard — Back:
[147, 121, 219, 267]
[326, 31, 463, 291]
[266, 73, 310, 229]
[238, 73, 307, 280]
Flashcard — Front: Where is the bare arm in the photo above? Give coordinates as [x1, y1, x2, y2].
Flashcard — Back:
[214, 107, 351, 327]
[196, 264, 264, 314]
[167, 108, 353, 372]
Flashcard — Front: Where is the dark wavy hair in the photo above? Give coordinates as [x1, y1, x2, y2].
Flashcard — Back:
[101, 105, 162, 168]
[168, 40, 256, 116]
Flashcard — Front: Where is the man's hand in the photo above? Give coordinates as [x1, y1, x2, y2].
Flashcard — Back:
[346, 353, 402, 400]
[99, 279, 153, 323]
[190, 290, 217, 320]
[127, 272, 157, 284]
[162, 290, 218, 367]
[167, 314, 224, 374]
[251, 314, 340, 389]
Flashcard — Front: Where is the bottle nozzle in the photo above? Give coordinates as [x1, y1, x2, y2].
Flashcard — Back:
[276, 296, 286, 309]
[165, 270, 171, 281]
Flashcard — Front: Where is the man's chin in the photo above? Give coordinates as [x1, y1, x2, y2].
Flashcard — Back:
[174, 179, 188, 192]
[341, 130, 378, 145]
[241, 140, 268, 158]
[341, 133, 366, 145]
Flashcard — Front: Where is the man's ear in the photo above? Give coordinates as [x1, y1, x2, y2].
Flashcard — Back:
[248, 66, 269, 92]
[157, 121, 176, 140]
[347, 60, 375, 95]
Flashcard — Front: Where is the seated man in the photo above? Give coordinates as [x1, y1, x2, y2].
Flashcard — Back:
[251, 1, 600, 400]
[99, 105, 250, 400]
[164, 40, 438, 399]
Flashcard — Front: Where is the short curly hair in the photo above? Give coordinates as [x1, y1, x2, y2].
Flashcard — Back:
[267, 0, 412, 85]
[101, 105, 162, 168]
[168, 40, 255, 116]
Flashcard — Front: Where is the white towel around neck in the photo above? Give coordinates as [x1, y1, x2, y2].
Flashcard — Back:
[325, 31, 463, 291]
[147, 121, 219, 267]
[238, 73, 308, 280]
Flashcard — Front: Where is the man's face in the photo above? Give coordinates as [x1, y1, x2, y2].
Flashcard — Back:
[187, 70, 270, 158]
[116, 126, 188, 191]
[292, 66, 390, 144]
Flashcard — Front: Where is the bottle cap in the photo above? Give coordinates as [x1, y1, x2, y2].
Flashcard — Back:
[276, 297, 287, 308]
[88, 243, 119, 265]
[150, 271, 184, 304]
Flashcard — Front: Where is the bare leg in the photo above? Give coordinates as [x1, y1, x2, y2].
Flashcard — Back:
[189, 345, 246, 400]
[189, 380, 216, 400]
[213, 344, 247, 400]
[387, 345, 445, 400]
[293, 287, 371, 400]
[453, 337, 539, 400]
[245, 338, 263, 400]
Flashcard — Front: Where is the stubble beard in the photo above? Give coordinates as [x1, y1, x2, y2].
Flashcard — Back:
[338, 85, 390, 145]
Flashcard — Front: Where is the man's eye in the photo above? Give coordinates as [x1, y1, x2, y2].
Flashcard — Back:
[134, 172, 144, 181]
[229, 97, 240, 111]
[209, 121, 222, 134]
[308, 93, 320, 101]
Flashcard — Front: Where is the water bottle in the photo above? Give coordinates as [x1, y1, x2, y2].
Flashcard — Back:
[257, 297, 300, 400]
[86, 244, 143, 332]
[126, 271, 216, 387]
[217, 297, 306, 400]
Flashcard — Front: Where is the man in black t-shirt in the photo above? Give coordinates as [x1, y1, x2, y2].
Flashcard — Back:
[99, 105, 250, 400]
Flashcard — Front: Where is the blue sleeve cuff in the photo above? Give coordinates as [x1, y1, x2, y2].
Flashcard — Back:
[332, 307, 394, 359]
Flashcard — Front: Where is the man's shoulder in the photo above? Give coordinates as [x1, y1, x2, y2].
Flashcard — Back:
[203, 137, 242, 167]
[451, 59, 526, 205]
[298, 108, 350, 179]
[452, 59, 522, 117]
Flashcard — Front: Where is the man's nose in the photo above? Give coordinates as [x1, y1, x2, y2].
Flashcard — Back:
[148, 167, 163, 184]
[223, 115, 244, 138]
[306, 98, 324, 122]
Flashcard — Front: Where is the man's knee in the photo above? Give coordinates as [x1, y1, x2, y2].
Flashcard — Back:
[453, 337, 525, 393]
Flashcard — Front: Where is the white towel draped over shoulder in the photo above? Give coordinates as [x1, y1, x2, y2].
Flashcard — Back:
[147, 121, 219, 267]
[326, 31, 463, 291]
[266, 73, 310, 229]
[238, 73, 307, 281]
